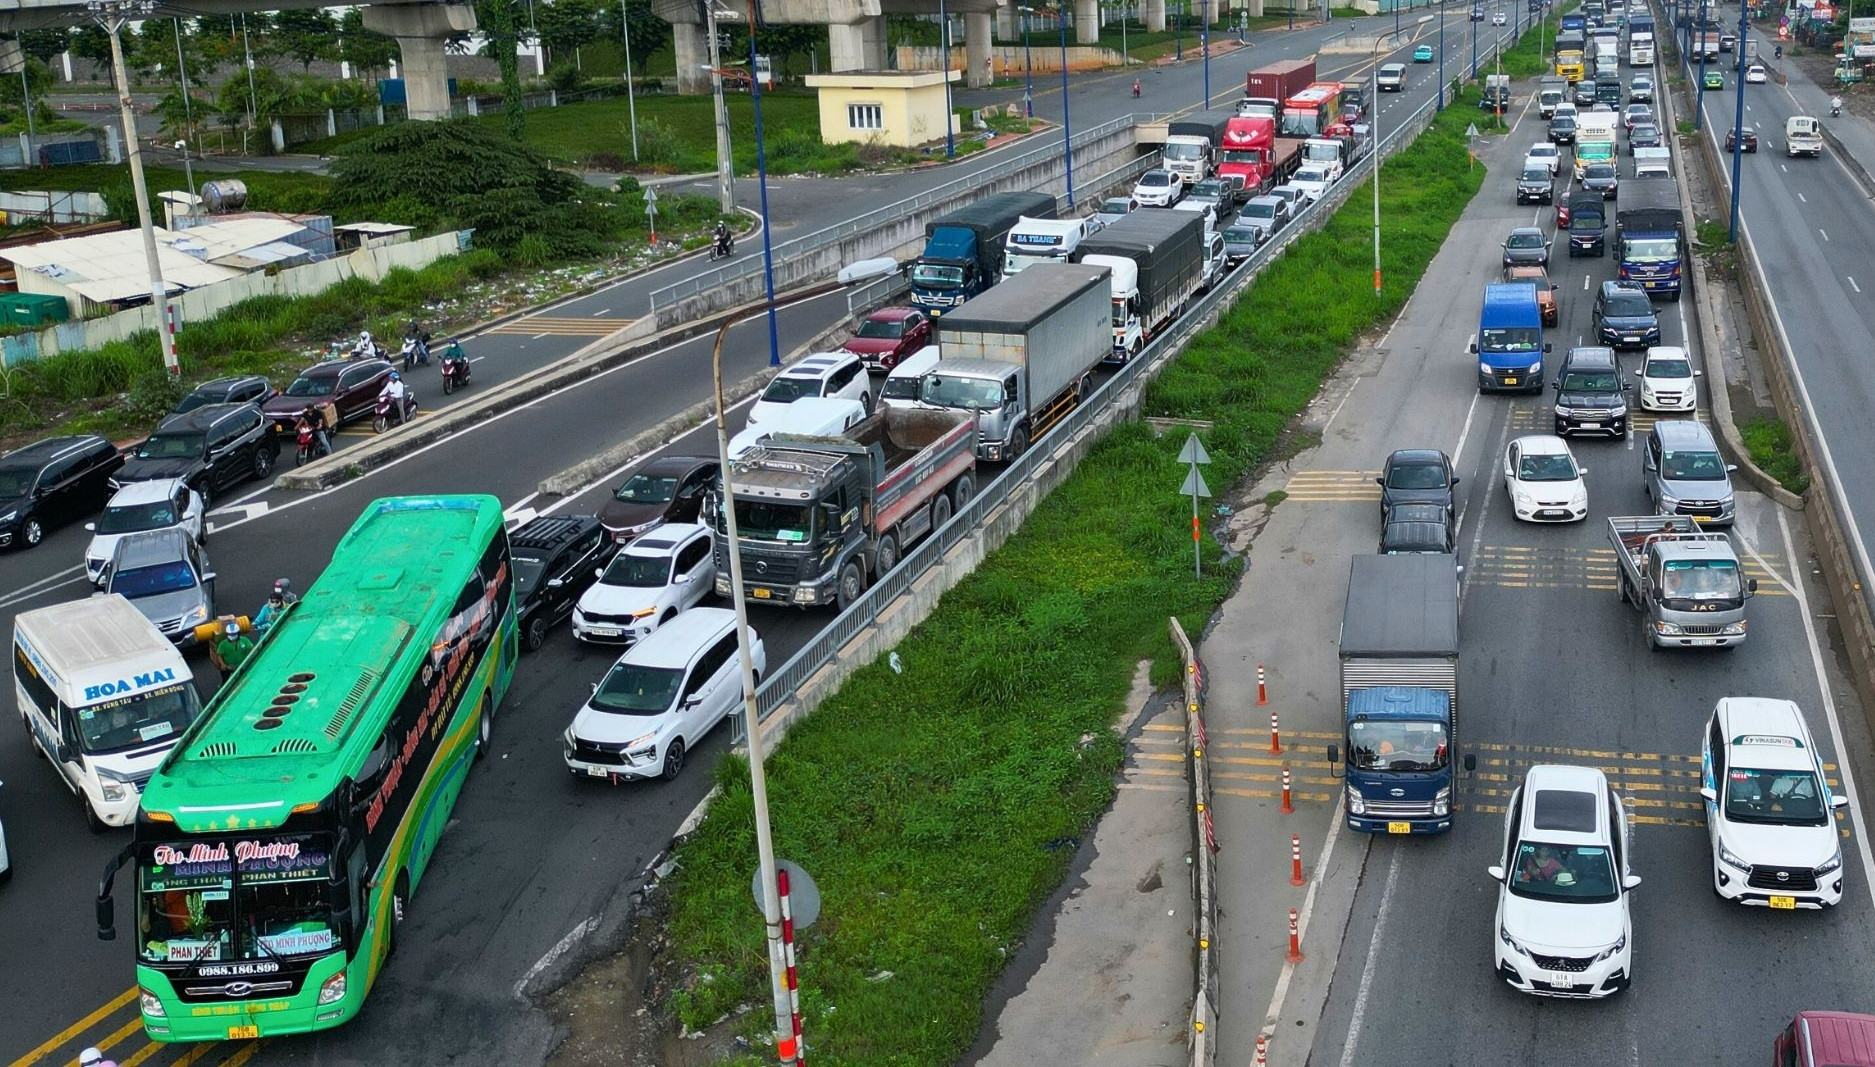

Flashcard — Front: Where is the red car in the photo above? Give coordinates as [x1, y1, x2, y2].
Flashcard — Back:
[262, 356, 396, 433]
[841, 307, 931, 372]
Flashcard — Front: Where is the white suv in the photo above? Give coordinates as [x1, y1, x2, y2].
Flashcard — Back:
[746, 351, 869, 427]
[1635, 345, 1698, 413]
[562, 607, 764, 783]
[572, 523, 715, 645]
[84, 478, 205, 585]
[1488, 764, 1639, 998]
[1702, 697, 1848, 908]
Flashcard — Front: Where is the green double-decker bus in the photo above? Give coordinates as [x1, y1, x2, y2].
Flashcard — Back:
[96, 494, 517, 1042]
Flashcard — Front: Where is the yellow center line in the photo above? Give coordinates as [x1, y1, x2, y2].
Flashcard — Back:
[6, 988, 137, 1067]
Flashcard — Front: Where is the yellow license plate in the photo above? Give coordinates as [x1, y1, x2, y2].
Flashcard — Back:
[751, 587, 771, 599]
[1769, 895, 1797, 909]
[228, 1025, 260, 1039]
[1387, 821, 1411, 834]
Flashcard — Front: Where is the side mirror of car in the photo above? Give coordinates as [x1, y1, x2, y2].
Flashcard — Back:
[674, 573, 691, 584]
[1621, 381, 1632, 390]
[1469, 341, 1479, 354]
[595, 568, 604, 579]
[1450, 476, 1461, 487]
[547, 577, 564, 589]
[1374, 477, 1385, 487]
[1325, 743, 1342, 778]
[1700, 786, 1718, 802]
[1487, 865, 1507, 882]
[1552, 380, 1562, 390]
[201, 572, 216, 584]
[1544, 342, 1553, 353]
[1578, 468, 1589, 475]
[1747, 578, 1759, 593]
[84, 522, 96, 532]
[1833, 795, 1850, 809]
[1622, 874, 1643, 891]
[1725, 464, 1739, 473]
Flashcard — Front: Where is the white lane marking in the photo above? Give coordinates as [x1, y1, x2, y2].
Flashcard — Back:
[532, 332, 552, 339]
[1820, 229, 1830, 242]
[1777, 507, 1875, 905]
[1323, 381, 1362, 436]
[1584, 274, 1592, 291]
[505, 491, 541, 521]
[0, 565, 87, 611]
[1852, 277, 1863, 294]
[1336, 846, 1402, 1067]
[1256, 797, 1347, 1053]
[513, 916, 597, 1003]
[1798, 192, 1808, 203]
[592, 309, 611, 317]
[1451, 388, 1484, 468]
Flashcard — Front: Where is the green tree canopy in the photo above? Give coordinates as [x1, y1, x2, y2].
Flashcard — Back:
[268, 8, 339, 71]
[338, 9, 401, 79]
[536, 0, 607, 66]
[18, 28, 70, 63]
[602, 0, 672, 70]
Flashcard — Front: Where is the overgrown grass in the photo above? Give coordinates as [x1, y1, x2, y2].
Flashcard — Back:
[655, 89, 1487, 1066]
[1739, 415, 1811, 495]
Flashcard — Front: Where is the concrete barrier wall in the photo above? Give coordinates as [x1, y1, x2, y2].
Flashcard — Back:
[654, 125, 1144, 330]
[1, 230, 468, 367]
[896, 43, 1133, 74]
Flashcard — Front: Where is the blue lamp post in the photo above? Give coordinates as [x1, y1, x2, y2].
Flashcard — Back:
[1728, 6, 1748, 241]
[744, 5, 781, 367]
[940, 0, 956, 157]
[1694, 0, 1708, 130]
[1202, 0, 1210, 107]
[1059, 2, 1074, 205]
[1023, 5, 1034, 117]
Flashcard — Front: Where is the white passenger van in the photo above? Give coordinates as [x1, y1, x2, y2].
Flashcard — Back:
[878, 345, 942, 412]
[14, 594, 200, 830]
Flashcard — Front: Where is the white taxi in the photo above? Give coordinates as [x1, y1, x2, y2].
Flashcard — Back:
[1701, 697, 1848, 908]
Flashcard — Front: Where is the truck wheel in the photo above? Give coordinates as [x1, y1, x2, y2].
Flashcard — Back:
[875, 534, 898, 575]
[836, 560, 866, 612]
[932, 492, 953, 531]
[952, 474, 975, 511]
[1006, 428, 1029, 461]
[1645, 616, 1662, 651]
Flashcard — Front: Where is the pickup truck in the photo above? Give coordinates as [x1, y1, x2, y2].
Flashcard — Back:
[1608, 515, 1756, 649]
[1787, 115, 1825, 157]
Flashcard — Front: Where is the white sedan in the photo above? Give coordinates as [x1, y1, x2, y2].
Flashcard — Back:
[1503, 435, 1587, 522]
[571, 523, 716, 645]
[1635, 345, 1698, 412]
[1526, 141, 1562, 173]
[1492, 10, 1508, 24]
[1132, 169, 1185, 207]
[1288, 166, 1333, 202]
[1745, 63, 1768, 84]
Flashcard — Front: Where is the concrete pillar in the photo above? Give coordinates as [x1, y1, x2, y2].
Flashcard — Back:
[1075, 0, 1100, 43]
[965, 12, 993, 85]
[673, 23, 708, 94]
[363, 3, 477, 121]
[1145, 0, 1167, 32]
[997, 6, 1018, 37]
[829, 16, 886, 71]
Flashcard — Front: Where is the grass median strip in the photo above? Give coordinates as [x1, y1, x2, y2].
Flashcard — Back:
[651, 95, 1486, 1064]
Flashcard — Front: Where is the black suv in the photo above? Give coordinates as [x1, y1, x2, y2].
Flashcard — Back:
[0, 435, 123, 549]
[1548, 112, 1578, 144]
[510, 514, 619, 651]
[1552, 346, 1630, 437]
[1376, 449, 1459, 522]
[172, 375, 274, 416]
[113, 403, 277, 507]
[1516, 166, 1555, 205]
[1592, 280, 1661, 350]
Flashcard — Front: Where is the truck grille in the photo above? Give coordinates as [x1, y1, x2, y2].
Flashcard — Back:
[1676, 624, 1731, 636]
[1531, 953, 1592, 973]
[1362, 799, 1433, 817]
[724, 547, 807, 583]
[1748, 865, 1819, 892]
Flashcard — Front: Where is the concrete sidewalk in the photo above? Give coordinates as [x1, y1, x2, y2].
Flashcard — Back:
[961, 667, 1197, 1067]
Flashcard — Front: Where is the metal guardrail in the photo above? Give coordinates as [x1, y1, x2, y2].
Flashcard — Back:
[1172, 619, 1219, 1067]
[648, 114, 1139, 316]
[746, 88, 1444, 726]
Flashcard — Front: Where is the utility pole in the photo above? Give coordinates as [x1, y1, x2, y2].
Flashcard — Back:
[705, 1, 736, 213]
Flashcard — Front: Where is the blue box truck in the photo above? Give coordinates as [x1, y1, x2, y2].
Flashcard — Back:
[1616, 179, 1686, 300]
[1470, 282, 1550, 393]
[909, 191, 1058, 315]
[1329, 554, 1472, 835]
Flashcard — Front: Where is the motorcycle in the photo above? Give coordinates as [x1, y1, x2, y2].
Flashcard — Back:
[711, 233, 735, 260]
[294, 425, 323, 466]
[1832, 101, 1843, 117]
[373, 390, 418, 434]
[400, 332, 431, 371]
[1133, 80, 1142, 98]
[441, 350, 472, 395]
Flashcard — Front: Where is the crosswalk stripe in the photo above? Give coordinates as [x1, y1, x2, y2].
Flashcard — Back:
[487, 316, 632, 336]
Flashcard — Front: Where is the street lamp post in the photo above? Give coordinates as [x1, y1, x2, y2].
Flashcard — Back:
[89, 0, 179, 378]
[1059, 2, 1074, 205]
[1471, 6, 1478, 79]
[1201, 0, 1210, 107]
[940, 0, 956, 158]
[747, 2, 781, 368]
[1727, 4, 1748, 241]
[704, 2, 736, 213]
[710, 256, 899, 1067]
[1438, 2, 1446, 109]
[1695, 0, 1709, 130]
[620, 0, 640, 160]
[1372, 56, 1382, 295]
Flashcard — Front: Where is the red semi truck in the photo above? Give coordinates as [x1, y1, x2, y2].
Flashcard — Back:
[1243, 58, 1316, 111]
[1217, 115, 1302, 199]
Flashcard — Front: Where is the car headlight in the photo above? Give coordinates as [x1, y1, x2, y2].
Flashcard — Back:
[1591, 932, 1628, 962]
[0, 510, 15, 524]
[626, 731, 658, 759]
[1554, 405, 1575, 417]
[100, 781, 127, 802]
[1499, 926, 1530, 957]
[318, 972, 347, 1005]
[1527, 361, 1544, 374]
[1346, 786, 1366, 816]
[1655, 491, 1680, 508]
[1817, 851, 1843, 875]
[1718, 842, 1751, 871]
[141, 987, 167, 1018]
[1479, 362, 1493, 376]
[183, 604, 208, 625]
[563, 725, 577, 749]
[1432, 787, 1451, 817]
[1655, 621, 1684, 636]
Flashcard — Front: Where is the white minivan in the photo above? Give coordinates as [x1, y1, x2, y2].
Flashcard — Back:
[728, 396, 867, 459]
[15, 594, 199, 830]
[878, 344, 942, 412]
[1701, 697, 1848, 908]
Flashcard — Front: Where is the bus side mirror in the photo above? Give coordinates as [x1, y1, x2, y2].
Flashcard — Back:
[1747, 578, 1759, 593]
[1464, 753, 1477, 772]
[97, 894, 116, 941]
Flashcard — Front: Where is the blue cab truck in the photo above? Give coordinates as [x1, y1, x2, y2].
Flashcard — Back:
[1616, 179, 1686, 300]
[1470, 282, 1551, 393]
[1329, 554, 1473, 835]
[910, 191, 1058, 315]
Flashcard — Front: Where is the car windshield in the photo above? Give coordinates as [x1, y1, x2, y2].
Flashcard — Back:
[1387, 461, 1448, 489]
[1561, 370, 1620, 391]
[171, 391, 218, 415]
[512, 553, 547, 598]
[1724, 767, 1828, 826]
[730, 499, 812, 543]
[1139, 172, 1171, 187]
[0, 466, 33, 497]
[1099, 198, 1132, 214]
[613, 472, 677, 504]
[137, 834, 339, 965]
[1297, 169, 1328, 183]
[1661, 558, 1743, 599]
[1646, 357, 1692, 378]
[77, 683, 197, 755]
[1347, 719, 1448, 771]
[855, 318, 906, 339]
[1522, 168, 1549, 181]
[1243, 203, 1275, 219]
[1585, 164, 1616, 179]
[1507, 232, 1544, 249]
[1481, 327, 1542, 352]
[1662, 449, 1727, 479]
[111, 560, 198, 599]
[1633, 125, 1659, 139]
[1508, 842, 1619, 903]
[760, 377, 821, 404]
[1604, 292, 1654, 317]
[1518, 453, 1578, 481]
[1163, 143, 1203, 160]
[589, 661, 683, 714]
[97, 499, 180, 535]
[1193, 181, 1225, 198]
[1530, 144, 1556, 156]
[136, 433, 204, 460]
[910, 263, 965, 288]
[601, 552, 672, 588]
[1627, 238, 1679, 261]
[282, 375, 335, 398]
[921, 374, 1005, 411]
